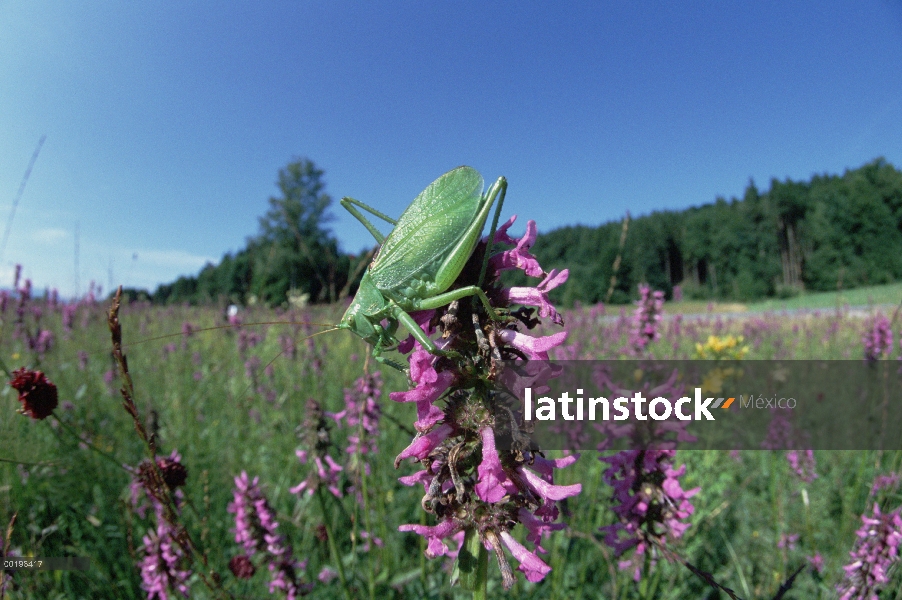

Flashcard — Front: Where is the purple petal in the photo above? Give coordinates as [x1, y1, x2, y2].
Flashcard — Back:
[395, 424, 454, 464]
[475, 427, 517, 503]
[499, 531, 552, 583]
[497, 329, 568, 360]
[518, 466, 582, 501]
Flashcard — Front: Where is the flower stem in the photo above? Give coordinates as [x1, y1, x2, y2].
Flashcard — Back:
[357, 433, 376, 600]
[317, 487, 353, 600]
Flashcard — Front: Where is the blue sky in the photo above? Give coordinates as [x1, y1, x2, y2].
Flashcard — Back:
[2, 2, 901, 298]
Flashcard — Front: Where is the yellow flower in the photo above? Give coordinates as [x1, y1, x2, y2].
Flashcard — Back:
[700, 370, 724, 395]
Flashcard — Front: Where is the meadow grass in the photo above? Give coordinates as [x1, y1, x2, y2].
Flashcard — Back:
[1, 296, 901, 599]
[662, 280, 902, 315]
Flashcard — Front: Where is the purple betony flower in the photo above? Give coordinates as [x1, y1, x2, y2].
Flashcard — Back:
[628, 284, 665, 355]
[474, 426, 518, 503]
[594, 368, 700, 581]
[394, 215, 579, 590]
[862, 313, 893, 362]
[599, 449, 699, 581]
[489, 216, 543, 277]
[498, 530, 552, 583]
[140, 521, 191, 600]
[279, 333, 297, 360]
[777, 533, 799, 550]
[333, 372, 383, 466]
[127, 450, 192, 598]
[871, 473, 900, 495]
[499, 269, 568, 326]
[836, 502, 902, 599]
[291, 452, 344, 499]
[291, 399, 344, 498]
[786, 449, 818, 483]
[807, 552, 824, 575]
[228, 472, 308, 596]
[357, 530, 383, 553]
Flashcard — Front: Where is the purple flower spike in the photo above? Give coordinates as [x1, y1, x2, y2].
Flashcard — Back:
[862, 313, 893, 362]
[600, 449, 699, 580]
[475, 427, 518, 503]
[140, 522, 191, 599]
[229, 472, 307, 595]
[837, 502, 902, 599]
[391, 196, 574, 589]
[629, 284, 665, 354]
[499, 531, 551, 583]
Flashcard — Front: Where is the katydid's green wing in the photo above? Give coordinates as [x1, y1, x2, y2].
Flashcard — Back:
[369, 166, 485, 293]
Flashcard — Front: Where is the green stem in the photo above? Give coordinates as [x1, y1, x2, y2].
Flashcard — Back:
[317, 488, 353, 600]
[472, 582, 488, 600]
[357, 433, 376, 600]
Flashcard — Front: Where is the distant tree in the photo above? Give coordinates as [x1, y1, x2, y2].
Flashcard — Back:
[250, 158, 348, 305]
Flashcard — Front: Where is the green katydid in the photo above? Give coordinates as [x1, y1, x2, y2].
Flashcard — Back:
[337, 166, 508, 367]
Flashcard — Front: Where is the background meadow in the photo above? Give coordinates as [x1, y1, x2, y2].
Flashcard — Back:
[3, 3, 902, 597]
[1, 280, 901, 598]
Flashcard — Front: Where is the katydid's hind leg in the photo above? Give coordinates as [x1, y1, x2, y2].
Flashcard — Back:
[414, 286, 503, 321]
[391, 305, 440, 354]
[478, 177, 508, 288]
[340, 197, 398, 244]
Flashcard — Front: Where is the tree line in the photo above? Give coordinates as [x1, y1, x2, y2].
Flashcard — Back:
[152, 157, 902, 307]
[522, 157, 902, 305]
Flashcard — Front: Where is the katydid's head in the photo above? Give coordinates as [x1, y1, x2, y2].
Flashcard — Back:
[340, 297, 379, 344]
[340, 271, 390, 344]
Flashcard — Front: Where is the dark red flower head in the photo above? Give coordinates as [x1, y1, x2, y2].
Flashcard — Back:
[157, 456, 188, 489]
[10, 368, 58, 420]
[228, 554, 256, 579]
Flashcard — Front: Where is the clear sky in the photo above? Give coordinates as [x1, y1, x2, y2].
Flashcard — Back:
[2, 2, 901, 298]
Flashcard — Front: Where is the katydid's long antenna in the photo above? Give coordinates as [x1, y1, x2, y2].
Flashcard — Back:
[236, 326, 340, 400]
[0, 135, 46, 264]
[122, 320, 338, 348]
